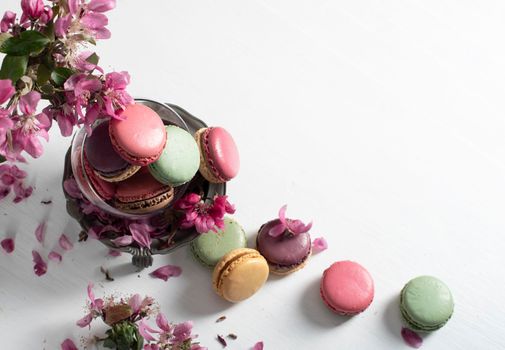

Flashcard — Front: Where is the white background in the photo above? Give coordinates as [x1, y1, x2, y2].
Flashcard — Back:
[1, 0, 505, 349]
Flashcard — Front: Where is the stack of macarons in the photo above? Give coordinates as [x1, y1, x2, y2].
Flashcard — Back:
[81, 102, 240, 215]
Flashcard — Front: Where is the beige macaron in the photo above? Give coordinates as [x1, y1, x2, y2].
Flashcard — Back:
[212, 248, 269, 303]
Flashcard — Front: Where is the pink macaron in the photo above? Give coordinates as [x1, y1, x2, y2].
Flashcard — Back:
[194, 127, 240, 183]
[320, 261, 374, 315]
[109, 103, 167, 166]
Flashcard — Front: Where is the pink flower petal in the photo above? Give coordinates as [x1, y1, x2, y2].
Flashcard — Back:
[80, 12, 108, 29]
[1, 237, 14, 253]
[48, 251, 62, 262]
[128, 294, 141, 314]
[129, 223, 152, 248]
[138, 319, 158, 342]
[32, 250, 47, 276]
[312, 237, 328, 253]
[88, 0, 116, 12]
[251, 342, 264, 350]
[286, 219, 312, 235]
[278, 205, 287, 226]
[268, 222, 286, 237]
[76, 312, 93, 328]
[0, 186, 10, 200]
[63, 178, 82, 199]
[401, 328, 423, 348]
[58, 234, 73, 251]
[61, 338, 78, 350]
[34, 222, 46, 244]
[173, 321, 193, 342]
[19, 91, 40, 116]
[149, 265, 182, 282]
[0, 79, 15, 105]
[108, 249, 121, 257]
[111, 235, 133, 246]
[156, 312, 171, 332]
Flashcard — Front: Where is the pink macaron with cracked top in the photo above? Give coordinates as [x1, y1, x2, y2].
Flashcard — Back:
[109, 103, 167, 166]
[194, 127, 240, 183]
[320, 261, 374, 315]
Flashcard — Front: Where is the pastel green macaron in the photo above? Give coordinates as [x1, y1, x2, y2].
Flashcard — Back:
[400, 275, 454, 332]
[190, 217, 247, 267]
[148, 125, 200, 187]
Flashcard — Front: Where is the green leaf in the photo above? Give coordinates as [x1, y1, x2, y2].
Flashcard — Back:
[0, 31, 51, 56]
[43, 21, 55, 42]
[36, 64, 51, 84]
[0, 33, 12, 48]
[50, 67, 73, 86]
[0, 55, 28, 83]
[0, 155, 6, 163]
[86, 52, 100, 66]
[134, 328, 144, 350]
[102, 338, 116, 349]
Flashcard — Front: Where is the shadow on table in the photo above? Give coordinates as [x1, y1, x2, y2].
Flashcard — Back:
[300, 277, 350, 328]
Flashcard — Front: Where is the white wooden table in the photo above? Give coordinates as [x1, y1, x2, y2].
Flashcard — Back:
[1, 1, 505, 348]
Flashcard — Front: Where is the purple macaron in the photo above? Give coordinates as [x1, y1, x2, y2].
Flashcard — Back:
[256, 219, 312, 275]
[84, 121, 140, 182]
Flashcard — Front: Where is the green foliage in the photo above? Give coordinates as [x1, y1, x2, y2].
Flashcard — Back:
[0, 55, 28, 83]
[36, 64, 51, 84]
[102, 321, 144, 350]
[0, 30, 51, 56]
[86, 52, 100, 66]
[50, 67, 74, 86]
[0, 155, 5, 163]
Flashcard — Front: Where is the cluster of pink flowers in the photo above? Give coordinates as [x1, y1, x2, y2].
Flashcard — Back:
[174, 193, 236, 234]
[0, 0, 132, 163]
[72, 283, 206, 350]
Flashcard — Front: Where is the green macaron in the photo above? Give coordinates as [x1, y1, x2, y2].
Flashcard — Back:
[400, 275, 454, 332]
[148, 125, 200, 187]
[190, 217, 247, 267]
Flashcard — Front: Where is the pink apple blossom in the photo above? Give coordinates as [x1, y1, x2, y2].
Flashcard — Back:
[174, 193, 236, 234]
[101, 71, 133, 119]
[21, 0, 44, 21]
[0, 11, 16, 33]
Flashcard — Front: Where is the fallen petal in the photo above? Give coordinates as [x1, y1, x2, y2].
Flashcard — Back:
[286, 219, 312, 235]
[61, 338, 78, 350]
[251, 342, 264, 350]
[63, 178, 83, 199]
[32, 250, 47, 276]
[35, 222, 46, 244]
[401, 327, 423, 348]
[48, 251, 62, 262]
[278, 205, 287, 226]
[1, 237, 14, 253]
[312, 237, 328, 253]
[76, 312, 93, 328]
[111, 235, 133, 246]
[149, 265, 182, 281]
[59, 234, 74, 251]
[108, 249, 121, 257]
[267, 222, 286, 237]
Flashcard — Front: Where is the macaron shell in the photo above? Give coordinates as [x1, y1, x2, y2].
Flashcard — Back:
[191, 217, 246, 267]
[109, 104, 167, 166]
[148, 125, 200, 187]
[401, 276, 454, 331]
[83, 155, 116, 200]
[213, 248, 269, 303]
[256, 219, 311, 268]
[320, 261, 374, 315]
[197, 127, 240, 183]
[114, 167, 174, 214]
